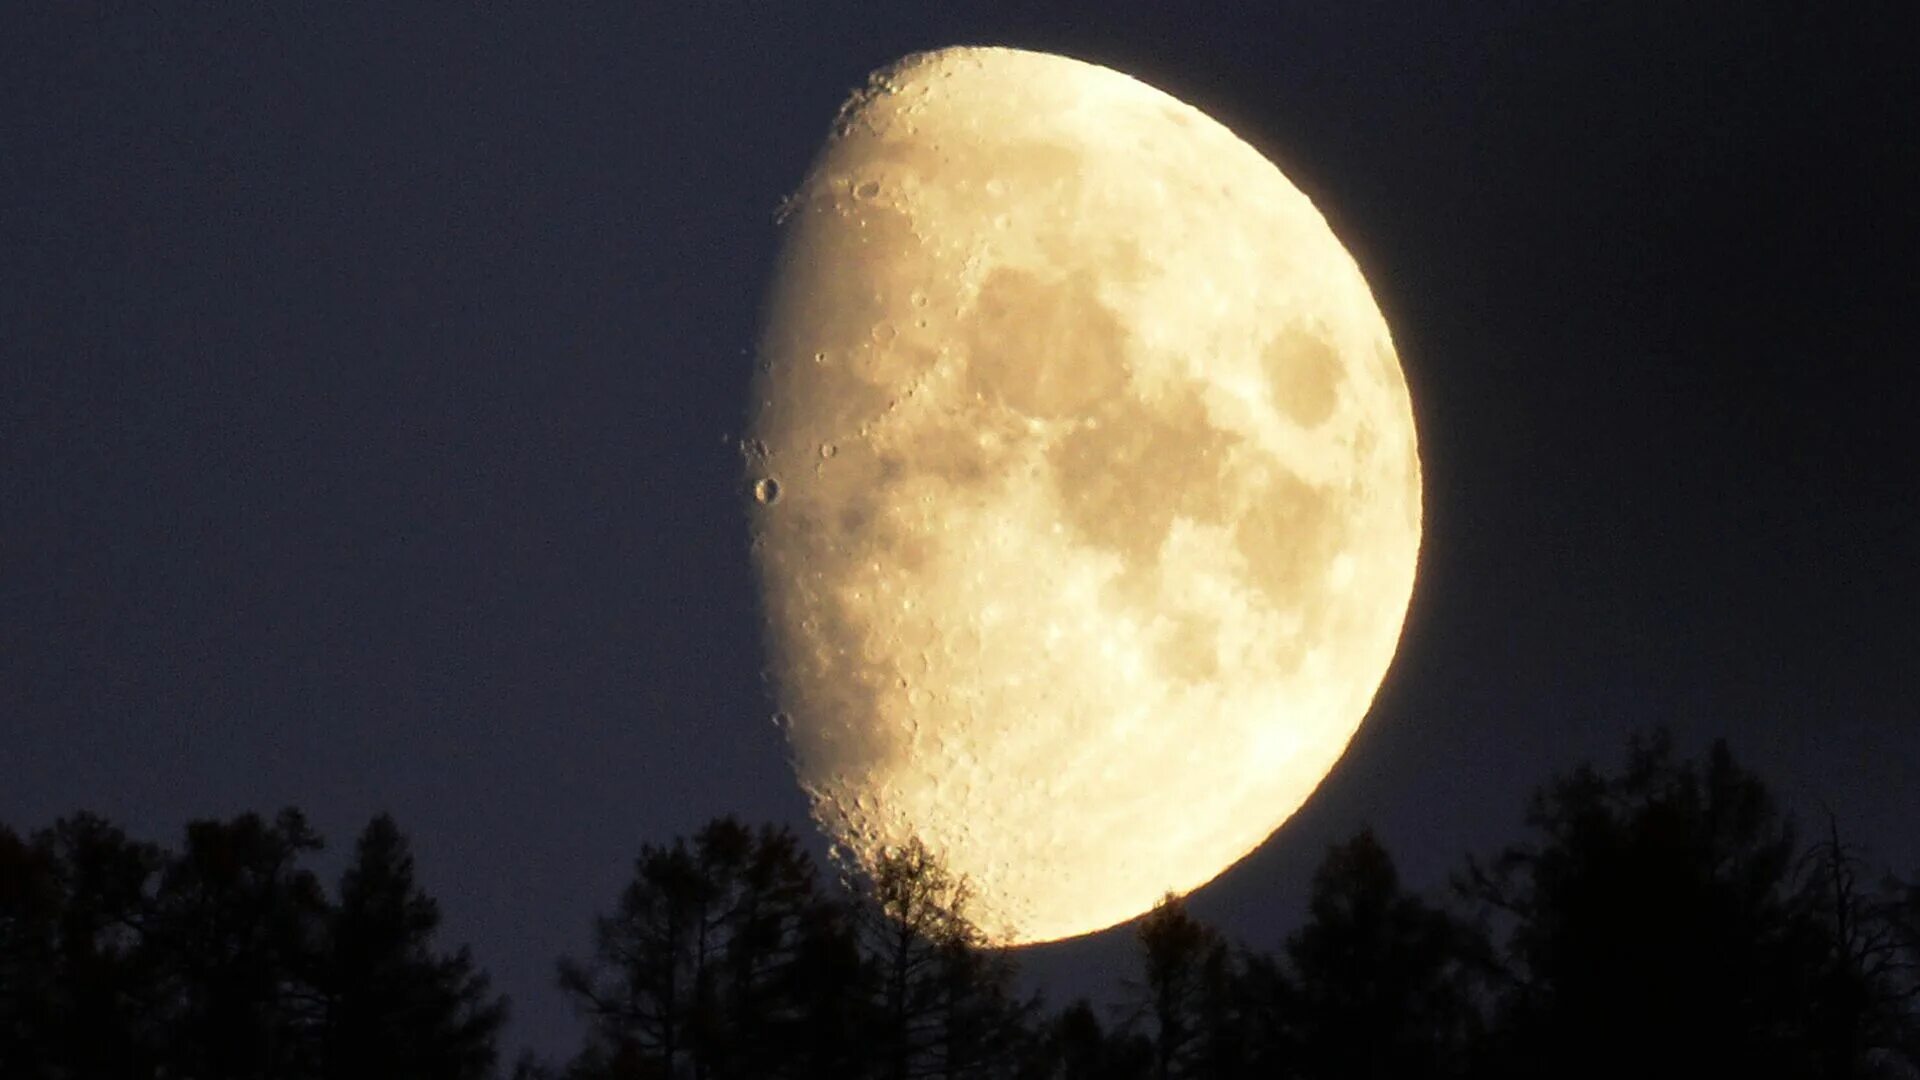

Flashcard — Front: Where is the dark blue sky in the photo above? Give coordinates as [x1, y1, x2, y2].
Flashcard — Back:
[4, 2, 1915, 1061]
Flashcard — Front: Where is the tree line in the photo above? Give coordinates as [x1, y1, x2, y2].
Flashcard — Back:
[4, 729, 1918, 1079]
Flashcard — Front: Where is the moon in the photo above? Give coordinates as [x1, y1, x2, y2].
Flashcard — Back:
[745, 46, 1420, 944]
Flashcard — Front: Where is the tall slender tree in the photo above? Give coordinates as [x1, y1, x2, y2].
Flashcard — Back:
[318, 813, 506, 1080]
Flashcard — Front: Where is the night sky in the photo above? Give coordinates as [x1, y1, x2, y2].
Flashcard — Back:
[4, 3, 1915, 1061]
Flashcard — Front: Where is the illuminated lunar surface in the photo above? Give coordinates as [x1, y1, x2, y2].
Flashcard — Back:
[746, 46, 1421, 944]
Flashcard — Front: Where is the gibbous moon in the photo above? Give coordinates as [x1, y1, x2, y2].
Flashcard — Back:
[746, 47, 1420, 944]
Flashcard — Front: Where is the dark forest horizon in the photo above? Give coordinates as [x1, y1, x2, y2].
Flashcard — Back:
[5, 724, 1918, 1080]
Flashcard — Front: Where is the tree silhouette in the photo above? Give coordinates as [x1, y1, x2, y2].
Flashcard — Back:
[1458, 730, 1858, 1079]
[1115, 837, 1485, 1080]
[556, 824, 1038, 1080]
[0, 822, 58, 1077]
[0, 808, 504, 1080]
[1791, 816, 1917, 1077]
[11, 725, 1920, 1078]
[1283, 828, 1485, 1080]
[145, 808, 332, 1079]
[1126, 894, 1233, 1080]
[558, 817, 866, 1079]
[852, 837, 1034, 1079]
[318, 813, 506, 1080]
[0, 813, 166, 1079]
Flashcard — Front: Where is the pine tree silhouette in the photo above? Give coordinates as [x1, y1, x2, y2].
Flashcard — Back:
[319, 813, 506, 1080]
